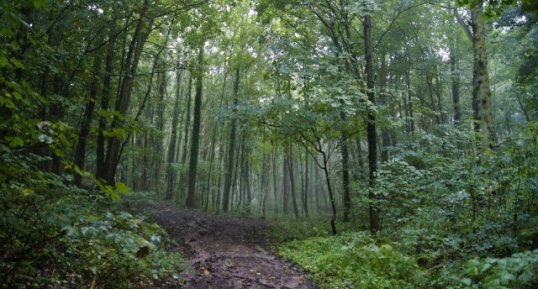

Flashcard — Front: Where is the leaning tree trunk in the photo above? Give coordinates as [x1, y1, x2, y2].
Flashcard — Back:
[104, 0, 152, 185]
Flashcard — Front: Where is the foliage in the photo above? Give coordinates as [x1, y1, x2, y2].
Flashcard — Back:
[279, 232, 427, 289]
[268, 218, 358, 245]
[0, 153, 184, 289]
[462, 250, 538, 289]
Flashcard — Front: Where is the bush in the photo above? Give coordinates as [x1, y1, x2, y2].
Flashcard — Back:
[462, 250, 538, 289]
[278, 232, 427, 289]
[0, 153, 184, 289]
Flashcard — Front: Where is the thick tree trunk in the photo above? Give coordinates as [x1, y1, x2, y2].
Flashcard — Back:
[104, 1, 152, 184]
[74, 50, 103, 185]
[364, 14, 380, 234]
[185, 45, 205, 208]
[471, 5, 494, 152]
[97, 22, 117, 181]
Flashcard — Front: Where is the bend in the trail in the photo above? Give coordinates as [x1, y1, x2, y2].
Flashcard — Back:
[149, 204, 318, 289]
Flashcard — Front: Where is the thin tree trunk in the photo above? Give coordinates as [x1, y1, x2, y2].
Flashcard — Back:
[450, 44, 462, 124]
[341, 133, 351, 222]
[364, 14, 380, 234]
[179, 75, 193, 197]
[185, 44, 205, 208]
[153, 61, 167, 192]
[165, 66, 183, 200]
[379, 54, 391, 163]
[321, 152, 337, 235]
[222, 68, 240, 212]
[283, 149, 289, 215]
[303, 148, 309, 218]
[288, 144, 300, 218]
[272, 148, 279, 217]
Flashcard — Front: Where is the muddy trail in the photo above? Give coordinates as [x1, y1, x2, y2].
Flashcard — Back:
[148, 204, 318, 289]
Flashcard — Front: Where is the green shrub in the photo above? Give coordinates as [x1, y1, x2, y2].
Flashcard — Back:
[279, 232, 427, 289]
[462, 250, 538, 289]
[0, 153, 184, 289]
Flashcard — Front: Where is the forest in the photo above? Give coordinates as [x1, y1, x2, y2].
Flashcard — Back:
[1, 0, 537, 288]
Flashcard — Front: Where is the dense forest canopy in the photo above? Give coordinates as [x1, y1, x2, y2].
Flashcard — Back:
[1, 0, 537, 288]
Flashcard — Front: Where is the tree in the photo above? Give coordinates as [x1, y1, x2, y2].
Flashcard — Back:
[455, 0, 495, 153]
[185, 43, 205, 208]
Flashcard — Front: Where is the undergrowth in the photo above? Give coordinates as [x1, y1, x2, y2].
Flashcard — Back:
[278, 232, 427, 289]
[274, 227, 538, 289]
[0, 154, 185, 289]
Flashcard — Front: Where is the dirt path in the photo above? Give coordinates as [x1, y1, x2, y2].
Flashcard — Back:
[149, 204, 318, 289]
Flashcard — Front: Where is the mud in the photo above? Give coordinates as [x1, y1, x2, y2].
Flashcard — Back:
[148, 204, 318, 289]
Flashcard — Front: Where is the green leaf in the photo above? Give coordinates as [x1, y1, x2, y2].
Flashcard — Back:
[6, 136, 24, 147]
[115, 182, 130, 194]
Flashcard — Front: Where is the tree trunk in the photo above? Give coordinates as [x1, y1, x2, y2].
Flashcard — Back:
[165, 66, 183, 200]
[179, 75, 193, 197]
[272, 148, 279, 216]
[302, 148, 309, 218]
[288, 144, 300, 218]
[379, 54, 391, 163]
[364, 14, 380, 234]
[97, 22, 117, 181]
[104, 0, 152, 184]
[74, 49, 103, 185]
[185, 44, 205, 208]
[341, 134, 351, 222]
[283, 149, 289, 215]
[449, 43, 461, 124]
[471, 4, 494, 153]
[321, 152, 337, 235]
[153, 61, 167, 192]
[222, 68, 240, 212]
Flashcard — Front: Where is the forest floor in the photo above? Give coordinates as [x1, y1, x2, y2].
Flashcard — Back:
[147, 203, 318, 289]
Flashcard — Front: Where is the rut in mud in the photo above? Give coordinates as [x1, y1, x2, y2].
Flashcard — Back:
[149, 204, 318, 289]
